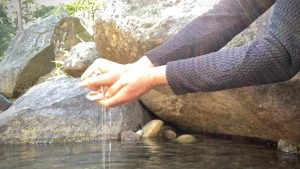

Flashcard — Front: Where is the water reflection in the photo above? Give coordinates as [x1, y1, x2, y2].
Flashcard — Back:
[0, 137, 299, 169]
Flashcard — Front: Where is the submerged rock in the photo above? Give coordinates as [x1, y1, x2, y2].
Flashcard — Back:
[0, 76, 151, 144]
[142, 120, 164, 138]
[0, 16, 60, 98]
[63, 42, 99, 77]
[0, 94, 12, 111]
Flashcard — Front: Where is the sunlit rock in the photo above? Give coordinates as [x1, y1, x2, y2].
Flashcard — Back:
[0, 16, 59, 98]
[94, 0, 221, 64]
[142, 120, 164, 138]
[53, 17, 94, 62]
[63, 42, 99, 77]
[176, 135, 198, 143]
[0, 76, 151, 144]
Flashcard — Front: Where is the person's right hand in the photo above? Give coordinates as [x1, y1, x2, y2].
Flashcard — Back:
[80, 56, 155, 92]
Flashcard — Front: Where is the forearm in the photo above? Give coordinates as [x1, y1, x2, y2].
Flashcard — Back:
[145, 0, 275, 66]
[166, 33, 300, 95]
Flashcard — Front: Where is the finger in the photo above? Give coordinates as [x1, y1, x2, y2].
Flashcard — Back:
[97, 87, 132, 108]
[104, 78, 127, 98]
[80, 72, 117, 88]
[81, 59, 104, 80]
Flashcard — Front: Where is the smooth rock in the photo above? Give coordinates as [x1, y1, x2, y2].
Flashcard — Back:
[63, 42, 99, 77]
[94, 0, 221, 63]
[277, 139, 298, 154]
[53, 17, 93, 62]
[120, 130, 141, 142]
[142, 120, 164, 138]
[0, 16, 59, 98]
[163, 130, 176, 140]
[176, 135, 198, 144]
[0, 94, 12, 111]
[0, 76, 151, 144]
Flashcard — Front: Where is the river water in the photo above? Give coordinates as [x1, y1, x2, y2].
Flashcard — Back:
[0, 136, 299, 169]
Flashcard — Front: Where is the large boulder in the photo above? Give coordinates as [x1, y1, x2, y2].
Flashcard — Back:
[63, 42, 99, 77]
[94, 2, 300, 147]
[52, 17, 94, 62]
[94, 0, 221, 64]
[0, 76, 151, 144]
[0, 16, 60, 98]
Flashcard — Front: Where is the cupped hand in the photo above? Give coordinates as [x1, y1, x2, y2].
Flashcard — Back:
[80, 58, 131, 91]
[96, 66, 168, 108]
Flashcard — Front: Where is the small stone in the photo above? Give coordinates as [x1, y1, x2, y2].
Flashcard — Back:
[142, 120, 164, 138]
[121, 130, 141, 142]
[277, 139, 298, 153]
[163, 130, 176, 140]
[136, 129, 143, 136]
[157, 125, 176, 137]
[0, 94, 12, 111]
[176, 134, 198, 144]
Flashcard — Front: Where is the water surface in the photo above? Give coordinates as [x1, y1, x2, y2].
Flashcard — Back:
[0, 137, 299, 169]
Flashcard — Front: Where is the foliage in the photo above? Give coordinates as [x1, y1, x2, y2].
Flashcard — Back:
[64, 0, 102, 19]
[0, 4, 16, 61]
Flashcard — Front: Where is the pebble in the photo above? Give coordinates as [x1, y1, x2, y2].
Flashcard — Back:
[142, 119, 164, 138]
[163, 130, 176, 140]
[120, 130, 141, 142]
[277, 139, 298, 153]
[175, 134, 198, 143]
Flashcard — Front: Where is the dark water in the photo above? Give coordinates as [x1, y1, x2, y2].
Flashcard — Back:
[0, 137, 299, 169]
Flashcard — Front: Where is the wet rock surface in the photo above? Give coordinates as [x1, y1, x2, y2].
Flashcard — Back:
[0, 76, 151, 144]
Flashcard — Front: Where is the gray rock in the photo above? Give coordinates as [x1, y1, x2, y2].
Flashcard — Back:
[63, 42, 99, 77]
[120, 130, 141, 142]
[53, 17, 94, 62]
[94, 0, 221, 63]
[0, 94, 12, 111]
[0, 16, 60, 98]
[0, 76, 151, 144]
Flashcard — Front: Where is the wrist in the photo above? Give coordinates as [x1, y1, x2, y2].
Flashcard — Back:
[149, 65, 168, 86]
[133, 55, 155, 68]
